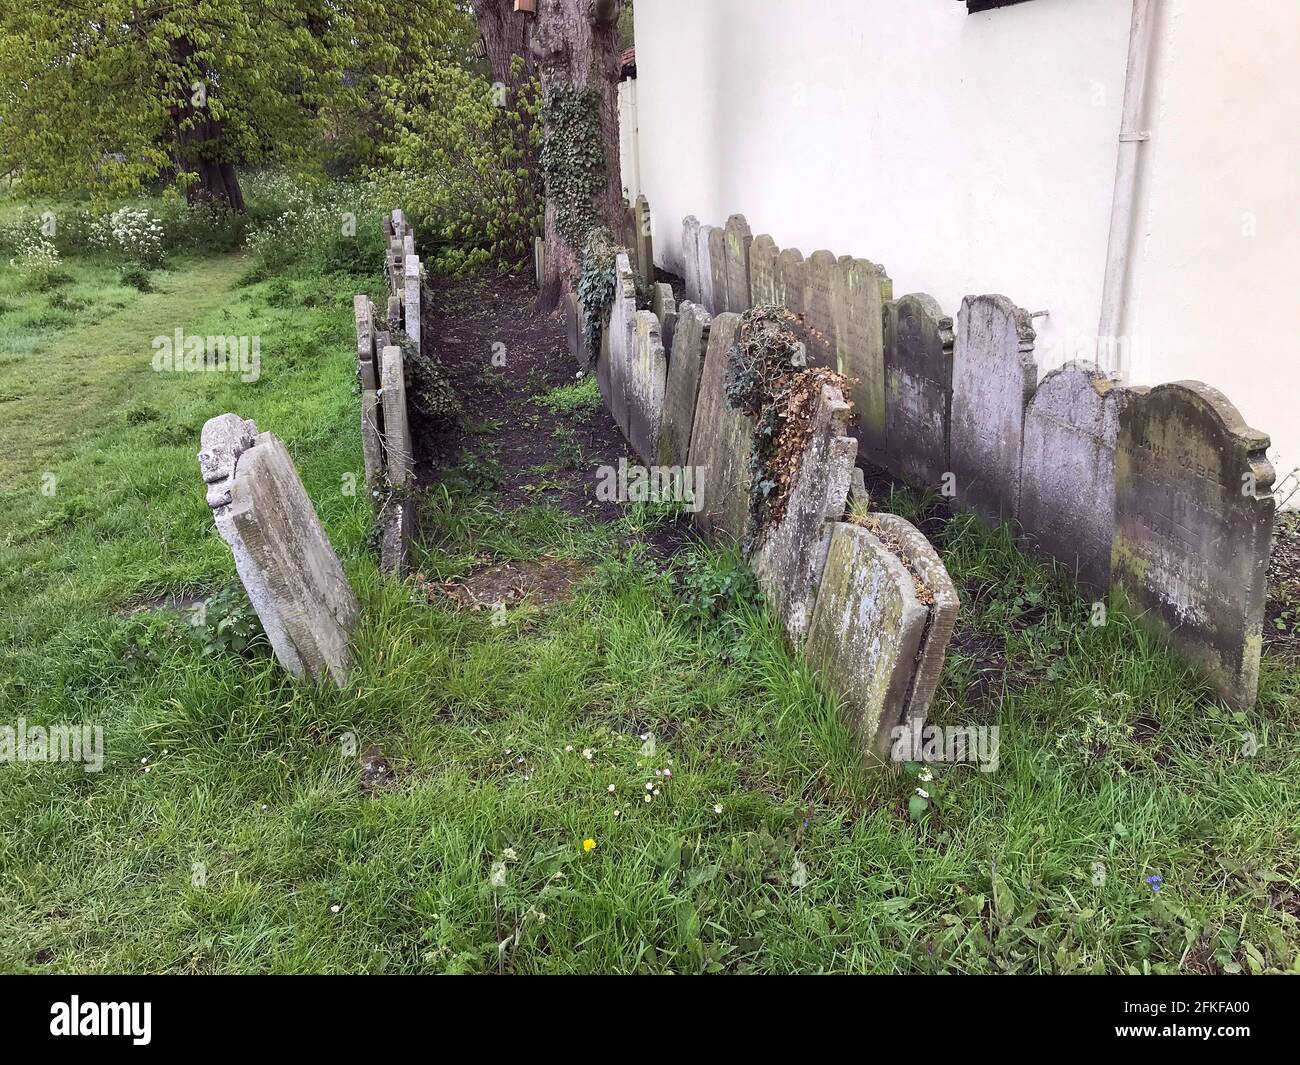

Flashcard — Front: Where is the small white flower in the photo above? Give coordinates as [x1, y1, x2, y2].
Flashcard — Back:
[643, 794, 652, 803]
[583, 748, 593, 760]
[503, 848, 517, 861]
[916, 788, 930, 800]
[713, 804, 723, 814]
[613, 809, 621, 817]
[140, 757, 148, 765]
[607, 784, 616, 793]
[663, 769, 672, 779]
[645, 782, 654, 791]
[653, 788, 660, 796]
[918, 768, 933, 783]
[330, 904, 341, 913]
[565, 745, 573, 753]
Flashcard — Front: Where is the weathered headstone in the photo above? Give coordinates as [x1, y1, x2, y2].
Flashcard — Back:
[805, 521, 930, 761]
[883, 293, 954, 490]
[534, 236, 545, 289]
[950, 294, 1038, 523]
[707, 226, 728, 317]
[627, 310, 668, 464]
[380, 344, 412, 488]
[200, 414, 361, 686]
[749, 235, 779, 307]
[750, 381, 858, 642]
[724, 214, 753, 313]
[697, 224, 719, 317]
[859, 513, 959, 731]
[391, 209, 406, 238]
[634, 194, 654, 282]
[599, 251, 637, 436]
[652, 281, 677, 354]
[361, 388, 384, 492]
[686, 313, 749, 542]
[832, 256, 891, 462]
[682, 216, 702, 304]
[403, 255, 421, 351]
[354, 295, 377, 391]
[803, 250, 838, 369]
[1110, 381, 1275, 710]
[387, 295, 402, 332]
[776, 247, 806, 318]
[564, 292, 583, 368]
[658, 301, 711, 468]
[1019, 361, 1127, 592]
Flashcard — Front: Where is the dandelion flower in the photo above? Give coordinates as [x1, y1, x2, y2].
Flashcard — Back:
[582, 838, 597, 852]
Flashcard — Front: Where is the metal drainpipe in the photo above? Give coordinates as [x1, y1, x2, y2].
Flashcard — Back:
[1097, 0, 1159, 377]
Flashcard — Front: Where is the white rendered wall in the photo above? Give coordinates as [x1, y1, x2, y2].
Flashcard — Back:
[632, 0, 1298, 492]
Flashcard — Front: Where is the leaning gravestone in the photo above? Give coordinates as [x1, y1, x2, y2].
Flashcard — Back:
[749, 235, 779, 307]
[200, 414, 361, 686]
[1019, 361, 1127, 592]
[354, 295, 378, 391]
[708, 227, 728, 317]
[803, 251, 838, 369]
[658, 301, 711, 468]
[859, 513, 960, 732]
[599, 251, 638, 436]
[1110, 381, 1275, 710]
[634, 194, 655, 282]
[724, 214, 753, 313]
[950, 294, 1038, 523]
[750, 381, 858, 642]
[627, 310, 668, 464]
[380, 344, 412, 488]
[805, 521, 930, 761]
[687, 313, 749, 542]
[652, 281, 677, 354]
[682, 216, 702, 304]
[883, 293, 954, 491]
[776, 248, 806, 319]
[832, 256, 891, 463]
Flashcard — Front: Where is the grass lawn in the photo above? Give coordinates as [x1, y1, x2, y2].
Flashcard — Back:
[1, 244, 1297, 974]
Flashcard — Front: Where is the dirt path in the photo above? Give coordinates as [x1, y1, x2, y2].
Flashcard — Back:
[0, 253, 246, 489]
[417, 272, 631, 519]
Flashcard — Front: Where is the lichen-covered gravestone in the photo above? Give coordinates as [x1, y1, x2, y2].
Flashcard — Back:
[697, 224, 718, 316]
[776, 248, 805, 319]
[682, 216, 702, 304]
[634, 194, 655, 282]
[380, 345, 412, 489]
[628, 311, 668, 464]
[883, 293, 954, 491]
[832, 256, 891, 463]
[658, 302, 711, 468]
[687, 313, 749, 542]
[859, 513, 960, 732]
[1019, 361, 1127, 592]
[803, 251, 838, 369]
[598, 252, 637, 436]
[749, 235, 779, 307]
[950, 294, 1038, 523]
[652, 282, 677, 354]
[708, 226, 728, 317]
[724, 214, 753, 313]
[750, 382, 857, 642]
[805, 521, 930, 761]
[199, 414, 360, 686]
[1110, 381, 1275, 710]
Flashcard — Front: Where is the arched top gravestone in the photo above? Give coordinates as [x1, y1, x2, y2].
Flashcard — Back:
[707, 226, 728, 317]
[803, 250, 838, 370]
[724, 214, 753, 313]
[883, 292, 954, 491]
[1110, 380, 1275, 710]
[832, 255, 891, 463]
[749, 234, 779, 307]
[950, 294, 1038, 524]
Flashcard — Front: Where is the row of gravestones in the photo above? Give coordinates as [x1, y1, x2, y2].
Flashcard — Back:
[565, 252, 960, 763]
[190, 209, 432, 689]
[680, 213, 1276, 711]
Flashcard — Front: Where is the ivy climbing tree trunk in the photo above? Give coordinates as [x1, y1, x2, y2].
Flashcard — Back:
[534, 0, 625, 311]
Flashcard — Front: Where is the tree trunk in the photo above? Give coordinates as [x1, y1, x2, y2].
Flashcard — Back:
[472, 0, 536, 92]
[169, 37, 246, 211]
[534, 0, 625, 310]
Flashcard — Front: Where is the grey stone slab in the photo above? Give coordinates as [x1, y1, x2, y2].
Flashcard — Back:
[200, 415, 360, 686]
[751, 382, 857, 642]
[686, 313, 749, 542]
[634, 194, 655, 282]
[749, 234, 779, 307]
[805, 521, 930, 761]
[658, 301, 711, 468]
[652, 281, 677, 354]
[708, 226, 728, 317]
[1019, 361, 1127, 593]
[860, 513, 959, 732]
[534, 236, 545, 289]
[403, 254, 421, 351]
[776, 248, 805, 317]
[601, 251, 638, 436]
[724, 214, 753, 313]
[387, 295, 402, 331]
[884, 293, 954, 490]
[832, 256, 891, 461]
[697, 224, 718, 317]
[950, 294, 1038, 524]
[380, 494, 413, 578]
[682, 216, 702, 304]
[803, 250, 838, 369]
[628, 310, 668, 464]
[354, 295, 377, 391]
[1111, 381, 1275, 710]
[380, 344, 412, 488]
